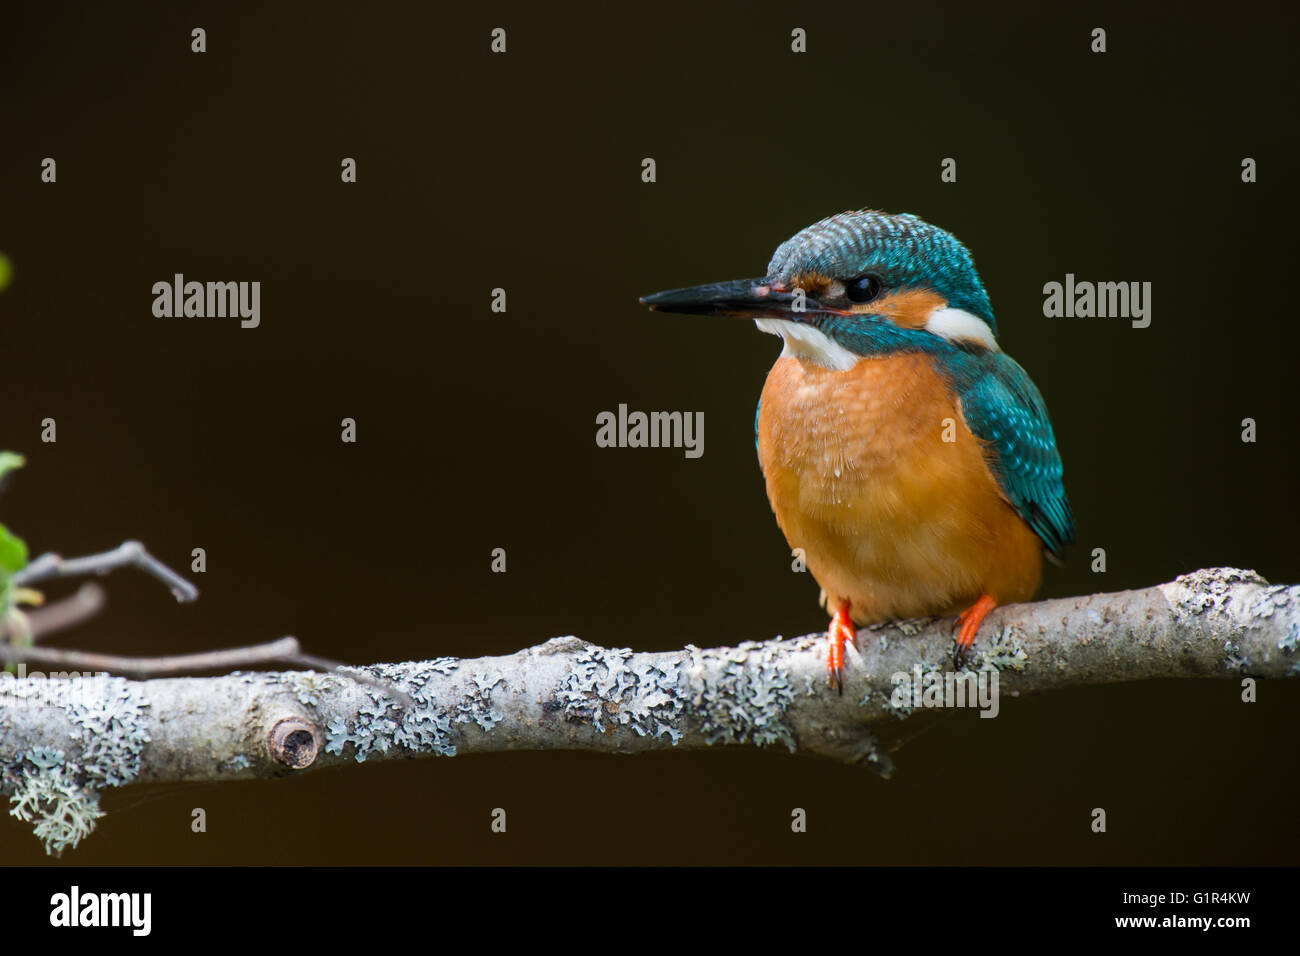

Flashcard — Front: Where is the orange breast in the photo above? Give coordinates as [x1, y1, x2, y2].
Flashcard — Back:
[757, 352, 1043, 624]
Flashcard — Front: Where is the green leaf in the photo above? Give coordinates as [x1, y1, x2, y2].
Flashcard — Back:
[0, 523, 27, 574]
[0, 453, 26, 574]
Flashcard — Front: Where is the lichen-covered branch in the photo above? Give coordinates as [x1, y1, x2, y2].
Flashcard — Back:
[2, 568, 1297, 855]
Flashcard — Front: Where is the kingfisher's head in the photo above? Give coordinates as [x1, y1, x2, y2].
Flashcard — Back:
[641, 209, 998, 369]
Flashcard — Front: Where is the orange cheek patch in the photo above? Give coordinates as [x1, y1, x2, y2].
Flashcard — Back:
[787, 271, 834, 296]
[852, 288, 948, 328]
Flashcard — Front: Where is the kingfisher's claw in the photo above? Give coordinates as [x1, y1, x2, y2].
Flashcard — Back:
[952, 593, 997, 666]
[826, 600, 857, 695]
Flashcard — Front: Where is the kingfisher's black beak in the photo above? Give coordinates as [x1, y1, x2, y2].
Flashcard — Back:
[640, 278, 833, 320]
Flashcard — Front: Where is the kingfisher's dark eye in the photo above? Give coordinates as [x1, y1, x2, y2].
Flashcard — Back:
[845, 275, 882, 303]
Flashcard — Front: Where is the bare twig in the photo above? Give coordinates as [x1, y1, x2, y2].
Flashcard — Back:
[3, 541, 407, 701]
[0, 634, 302, 675]
[0, 635, 409, 704]
[20, 583, 106, 638]
[13, 541, 198, 603]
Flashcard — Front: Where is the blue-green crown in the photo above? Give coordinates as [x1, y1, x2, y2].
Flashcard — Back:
[765, 209, 997, 337]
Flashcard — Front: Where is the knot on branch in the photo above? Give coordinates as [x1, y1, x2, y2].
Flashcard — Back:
[267, 717, 320, 769]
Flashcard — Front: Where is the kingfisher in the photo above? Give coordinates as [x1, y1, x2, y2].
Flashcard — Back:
[641, 209, 1074, 692]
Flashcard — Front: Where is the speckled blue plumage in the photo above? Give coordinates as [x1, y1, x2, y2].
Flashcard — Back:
[960, 357, 1075, 560]
[767, 209, 997, 336]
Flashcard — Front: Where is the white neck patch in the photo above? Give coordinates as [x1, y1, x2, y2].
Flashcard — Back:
[754, 318, 859, 371]
[925, 307, 1000, 351]
[755, 307, 998, 368]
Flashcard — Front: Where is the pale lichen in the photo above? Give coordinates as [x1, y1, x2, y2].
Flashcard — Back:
[1223, 639, 1251, 673]
[324, 658, 509, 762]
[1247, 585, 1300, 653]
[978, 626, 1029, 672]
[72, 678, 152, 788]
[557, 645, 685, 743]
[1161, 570, 1289, 673]
[285, 672, 343, 708]
[689, 641, 795, 751]
[222, 754, 251, 773]
[1167, 568, 1267, 618]
[464, 673, 506, 731]
[885, 617, 936, 638]
[1, 675, 149, 854]
[9, 759, 104, 855]
[879, 662, 940, 720]
[1245, 583, 1293, 619]
[1280, 623, 1300, 655]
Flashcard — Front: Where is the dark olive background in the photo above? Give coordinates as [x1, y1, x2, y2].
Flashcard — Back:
[2, 1, 1297, 865]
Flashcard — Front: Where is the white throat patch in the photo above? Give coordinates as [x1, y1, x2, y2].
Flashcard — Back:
[754, 318, 859, 371]
[755, 307, 999, 368]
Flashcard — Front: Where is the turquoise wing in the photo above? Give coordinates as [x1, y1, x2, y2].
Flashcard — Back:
[958, 353, 1075, 559]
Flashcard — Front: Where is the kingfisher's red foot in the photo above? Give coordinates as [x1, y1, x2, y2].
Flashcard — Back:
[826, 599, 858, 695]
[953, 593, 997, 665]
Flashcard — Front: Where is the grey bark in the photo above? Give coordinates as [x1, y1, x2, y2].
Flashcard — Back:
[2, 567, 1296, 855]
